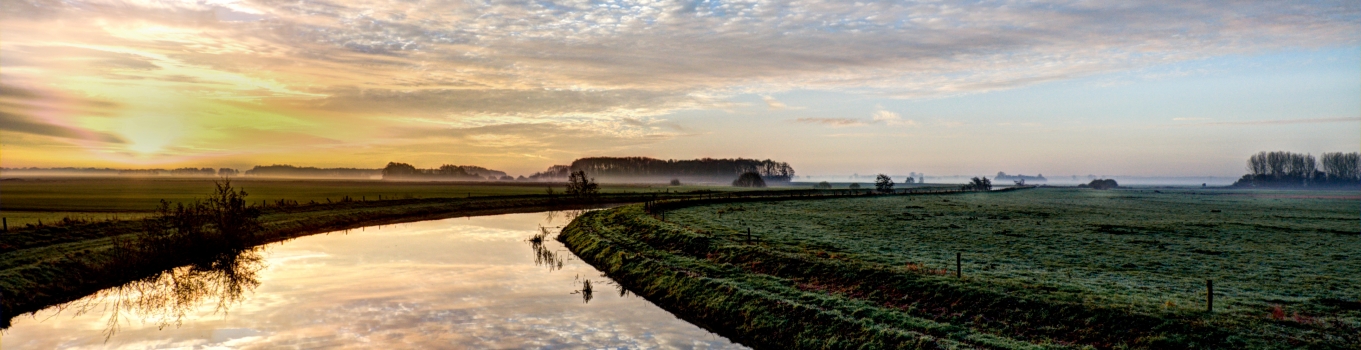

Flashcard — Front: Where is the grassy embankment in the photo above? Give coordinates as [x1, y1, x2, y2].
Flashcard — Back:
[0, 177, 774, 328]
[559, 188, 1360, 349]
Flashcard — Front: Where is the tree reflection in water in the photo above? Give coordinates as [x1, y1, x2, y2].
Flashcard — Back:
[66, 248, 265, 341]
[542, 209, 586, 226]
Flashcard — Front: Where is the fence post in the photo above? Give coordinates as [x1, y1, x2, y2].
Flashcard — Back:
[956, 252, 961, 278]
[1207, 279, 1214, 312]
[747, 227, 752, 243]
[2, 217, 6, 232]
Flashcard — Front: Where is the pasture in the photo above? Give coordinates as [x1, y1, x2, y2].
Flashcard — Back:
[562, 187, 1360, 348]
[0, 177, 733, 227]
[669, 188, 1360, 317]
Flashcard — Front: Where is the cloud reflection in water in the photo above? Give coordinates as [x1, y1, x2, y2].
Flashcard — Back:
[5, 212, 744, 349]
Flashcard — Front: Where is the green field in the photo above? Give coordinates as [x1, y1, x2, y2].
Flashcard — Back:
[0, 177, 736, 227]
[561, 188, 1361, 348]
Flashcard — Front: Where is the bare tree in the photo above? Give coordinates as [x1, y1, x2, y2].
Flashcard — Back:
[566, 171, 599, 198]
[874, 174, 894, 193]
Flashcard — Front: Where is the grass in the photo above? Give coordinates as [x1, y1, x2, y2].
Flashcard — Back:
[559, 188, 1360, 349]
[0, 176, 751, 227]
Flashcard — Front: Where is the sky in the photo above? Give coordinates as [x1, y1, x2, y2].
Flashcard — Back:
[1, 0, 1358, 177]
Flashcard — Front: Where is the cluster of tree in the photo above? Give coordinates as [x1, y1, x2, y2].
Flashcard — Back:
[569, 157, 795, 183]
[814, 181, 833, 189]
[244, 165, 381, 178]
[1233, 151, 1360, 187]
[732, 172, 767, 187]
[527, 165, 571, 181]
[994, 172, 1046, 183]
[1078, 179, 1118, 190]
[961, 177, 992, 191]
[380, 162, 509, 180]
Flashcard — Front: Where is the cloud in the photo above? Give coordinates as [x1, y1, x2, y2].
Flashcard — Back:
[1185, 117, 1361, 126]
[0, 111, 125, 143]
[0, 84, 125, 143]
[870, 109, 917, 127]
[762, 96, 788, 110]
[793, 118, 866, 127]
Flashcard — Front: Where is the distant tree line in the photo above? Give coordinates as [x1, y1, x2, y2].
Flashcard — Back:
[169, 167, 217, 176]
[1, 167, 121, 175]
[381, 162, 509, 180]
[1234, 151, 1360, 187]
[1, 167, 239, 177]
[994, 172, 1046, 183]
[569, 157, 795, 182]
[527, 165, 571, 181]
[243, 165, 380, 178]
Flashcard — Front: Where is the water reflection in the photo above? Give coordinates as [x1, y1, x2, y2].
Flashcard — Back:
[5, 212, 746, 349]
[528, 226, 564, 271]
[64, 248, 264, 341]
[541, 209, 585, 226]
[571, 276, 595, 304]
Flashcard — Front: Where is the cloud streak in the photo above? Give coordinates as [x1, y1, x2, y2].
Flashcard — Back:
[1184, 117, 1361, 126]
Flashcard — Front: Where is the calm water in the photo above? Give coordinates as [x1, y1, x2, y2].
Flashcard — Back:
[2, 211, 745, 349]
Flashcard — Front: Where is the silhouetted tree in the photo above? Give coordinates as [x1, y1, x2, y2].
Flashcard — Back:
[566, 171, 599, 198]
[1232, 151, 1361, 187]
[732, 172, 767, 187]
[670, 179, 681, 186]
[849, 183, 861, 190]
[1321, 152, 1361, 183]
[875, 174, 894, 193]
[814, 181, 832, 189]
[963, 177, 992, 191]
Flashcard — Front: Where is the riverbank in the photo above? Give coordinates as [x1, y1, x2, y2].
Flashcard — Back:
[558, 189, 1359, 349]
[0, 193, 692, 328]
